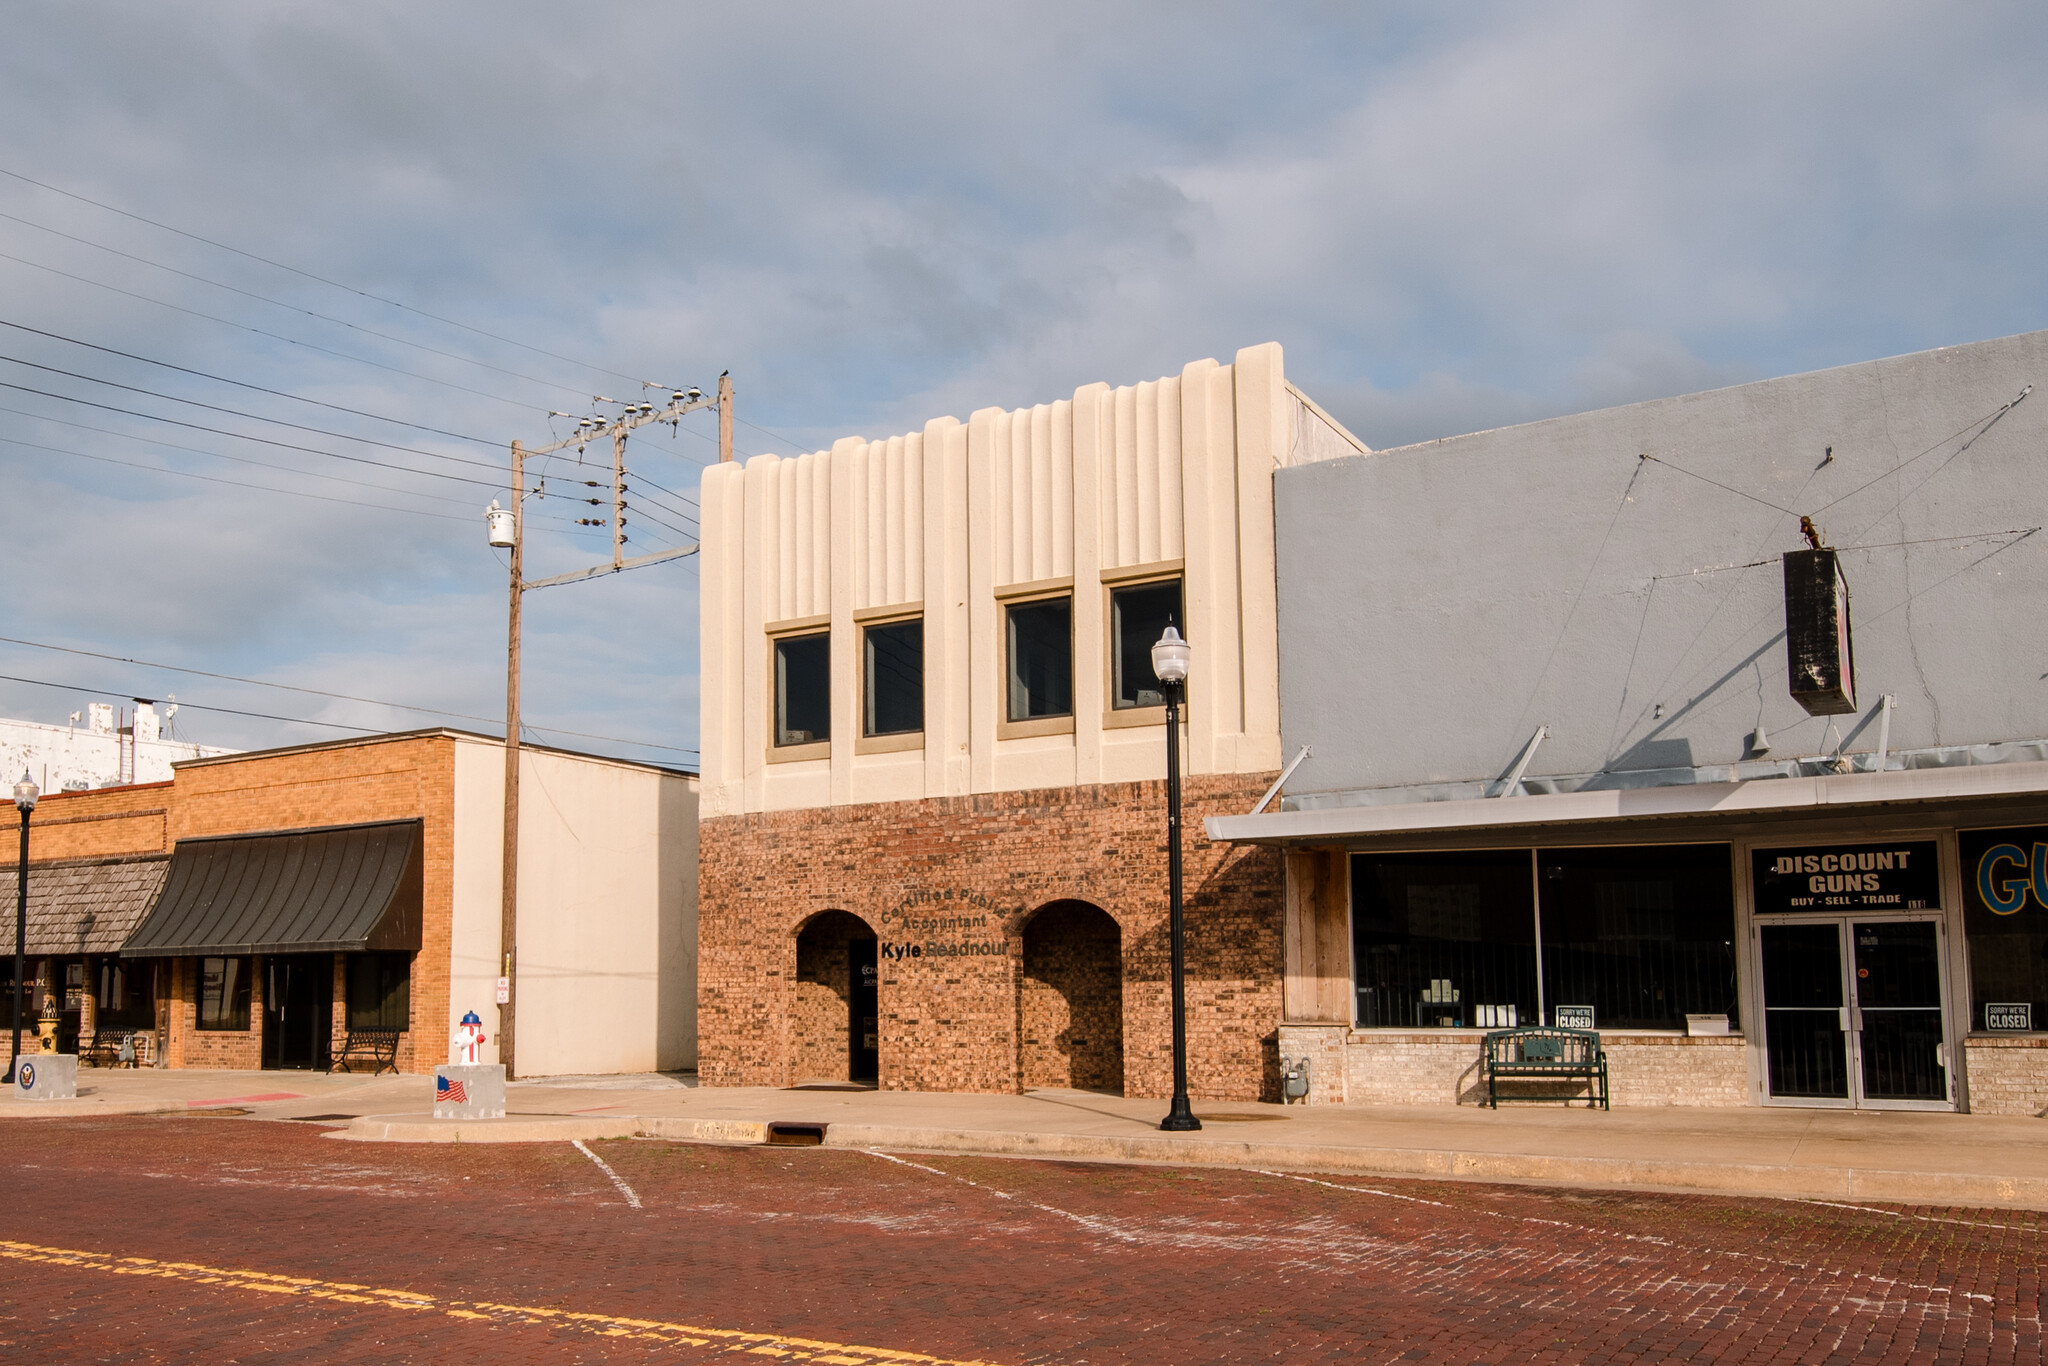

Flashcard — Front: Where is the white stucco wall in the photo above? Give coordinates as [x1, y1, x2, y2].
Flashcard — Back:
[451, 737, 697, 1076]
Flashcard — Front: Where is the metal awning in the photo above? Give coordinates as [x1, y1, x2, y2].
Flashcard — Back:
[0, 855, 170, 956]
[1203, 760, 2048, 847]
[123, 819, 423, 958]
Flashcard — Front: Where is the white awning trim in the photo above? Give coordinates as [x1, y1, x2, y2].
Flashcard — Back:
[1202, 759, 2048, 846]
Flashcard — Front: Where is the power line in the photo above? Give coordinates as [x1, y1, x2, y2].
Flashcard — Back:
[0, 203, 625, 401]
[0, 247, 546, 414]
[0, 317, 503, 447]
[0, 406, 601, 533]
[0, 646, 700, 757]
[0, 377, 510, 490]
[0, 432, 478, 524]
[0, 162, 663, 392]
[0, 351, 507, 473]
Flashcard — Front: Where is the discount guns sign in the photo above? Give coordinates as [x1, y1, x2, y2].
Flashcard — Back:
[1750, 840, 1939, 913]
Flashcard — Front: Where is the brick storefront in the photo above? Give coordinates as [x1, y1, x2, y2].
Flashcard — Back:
[700, 772, 1284, 1101]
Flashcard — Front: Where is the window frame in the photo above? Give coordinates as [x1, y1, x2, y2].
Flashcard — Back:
[766, 617, 832, 762]
[195, 955, 252, 1032]
[998, 581, 1076, 739]
[856, 605, 925, 753]
[1102, 567, 1184, 729]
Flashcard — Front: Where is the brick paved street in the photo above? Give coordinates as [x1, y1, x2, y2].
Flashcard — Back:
[0, 1115, 2041, 1364]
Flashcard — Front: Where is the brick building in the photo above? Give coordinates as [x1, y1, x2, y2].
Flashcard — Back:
[3, 729, 696, 1078]
[697, 343, 1366, 1100]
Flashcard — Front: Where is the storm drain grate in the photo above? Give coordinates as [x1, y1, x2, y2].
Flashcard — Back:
[765, 1122, 827, 1146]
[289, 1114, 359, 1123]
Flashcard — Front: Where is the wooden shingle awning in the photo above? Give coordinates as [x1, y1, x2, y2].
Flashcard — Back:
[122, 819, 423, 958]
[0, 855, 170, 956]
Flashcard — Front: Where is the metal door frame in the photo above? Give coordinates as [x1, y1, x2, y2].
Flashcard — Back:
[1751, 909, 1955, 1110]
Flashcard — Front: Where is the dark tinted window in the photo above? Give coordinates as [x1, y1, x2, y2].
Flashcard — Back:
[1960, 825, 2048, 1032]
[864, 619, 923, 737]
[775, 632, 831, 746]
[94, 959, 155, 1030]
[346, 953, 412, 1031]
[1110, 580, 1182, 709]
[198, 956, 251, 1031]
[1352, 851, 1536, 1028]
[1006, 598, 1072, 721]
[1537, 845, 1738, 1031]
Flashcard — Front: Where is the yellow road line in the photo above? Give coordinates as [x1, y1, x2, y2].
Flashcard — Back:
[0, 1239, 1004, 1366]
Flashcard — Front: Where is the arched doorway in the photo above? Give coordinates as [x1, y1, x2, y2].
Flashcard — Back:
[1019, 900, 1123, 1094]
[793, 911, 878, 1084]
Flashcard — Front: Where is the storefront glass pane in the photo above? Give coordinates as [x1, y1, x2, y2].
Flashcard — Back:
[1351, 851, 1536, 1028]
[95, 959, 154, 1029]
[1959, 825, 2048, 1034]
[198, 956, 251, 1031]
[1537, 844, 1738, 1031]
[347, 953, 412, 1031]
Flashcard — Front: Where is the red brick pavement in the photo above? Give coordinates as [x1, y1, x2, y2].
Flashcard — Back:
[0, 1115, 2040, 1364]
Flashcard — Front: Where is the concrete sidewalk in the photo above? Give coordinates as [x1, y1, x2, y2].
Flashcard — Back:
[9, 1067, 2048, 1209]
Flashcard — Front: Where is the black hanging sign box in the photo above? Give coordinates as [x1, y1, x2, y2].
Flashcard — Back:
[1783, 548, 1857, 716]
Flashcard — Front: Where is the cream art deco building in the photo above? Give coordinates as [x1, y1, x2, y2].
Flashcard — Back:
[695, 344, 1361, 1097]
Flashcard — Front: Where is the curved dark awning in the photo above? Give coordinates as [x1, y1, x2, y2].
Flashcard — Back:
[122, 819, 423, 958]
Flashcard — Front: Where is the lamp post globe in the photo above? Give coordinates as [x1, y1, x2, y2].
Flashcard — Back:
[1152, 629, 1201, 1133]
[7, 771, 36, 1084]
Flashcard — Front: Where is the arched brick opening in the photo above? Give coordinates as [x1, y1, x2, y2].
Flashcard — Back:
[793, 911, 878, 1084]
[1019, 900, 1124, 1094]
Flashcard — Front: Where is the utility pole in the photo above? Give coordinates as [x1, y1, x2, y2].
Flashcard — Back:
[493, 385, 718, 1078]
[718, 371, 734, 464]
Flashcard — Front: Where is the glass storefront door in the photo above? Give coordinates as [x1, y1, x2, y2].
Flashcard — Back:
[1759, 918, 1951, 1108]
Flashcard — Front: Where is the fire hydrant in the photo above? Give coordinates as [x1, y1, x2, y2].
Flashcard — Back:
[450, 1010, 487, 1065]
[35, 995, 60, 1054]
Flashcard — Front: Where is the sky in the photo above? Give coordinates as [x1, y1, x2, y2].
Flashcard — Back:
[2, 2, 2046, 770]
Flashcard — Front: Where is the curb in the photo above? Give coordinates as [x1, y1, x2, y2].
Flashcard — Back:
[0, 1099, 190, 1119]
[322, 1111, 2048, 1210]
[336, 1113, 642, 1144]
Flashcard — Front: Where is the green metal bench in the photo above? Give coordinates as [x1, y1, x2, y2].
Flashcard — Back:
[1481, 1026, 1608, 1109]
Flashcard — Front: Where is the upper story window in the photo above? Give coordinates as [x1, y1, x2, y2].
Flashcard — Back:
[1006, 597, 1072, 722]
[1110, 579, 1183, 709]
[863, 618, 923, 737]
[775, 631, 831, 746]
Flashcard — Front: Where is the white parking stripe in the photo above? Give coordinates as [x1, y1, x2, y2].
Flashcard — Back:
[571, 1139, 642, 1209]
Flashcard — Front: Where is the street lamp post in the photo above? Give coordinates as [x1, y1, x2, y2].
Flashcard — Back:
[6, 771, 37, 1085]
[1151, 627, 1200, 1132]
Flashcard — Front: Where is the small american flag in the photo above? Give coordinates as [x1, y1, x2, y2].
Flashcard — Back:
[437, 1076, 467, 1105]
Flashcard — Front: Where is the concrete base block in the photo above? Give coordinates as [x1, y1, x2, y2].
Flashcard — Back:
[14, 1053, 78, 1101]
[434, 1063, 505, 1120]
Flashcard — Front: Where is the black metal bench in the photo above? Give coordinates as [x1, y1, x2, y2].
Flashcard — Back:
[1481, 1026, 1608, 1109]
[78, 1029, 122, 1067]
[328, 1027, 402, 1075]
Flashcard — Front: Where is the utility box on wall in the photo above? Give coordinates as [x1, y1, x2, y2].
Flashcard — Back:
[1783, 548, 1857, 716]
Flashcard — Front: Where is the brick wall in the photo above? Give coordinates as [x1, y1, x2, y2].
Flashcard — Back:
[1019, 900, 1123, 1092]
[1962, 1036, 2048, 1115]
[699, 772, 1282, 1100]
[791, 911, 866, 1084]
[1341, 1031, 1753, 1106]
[12, 783, 170, 860]
[157, 736, 455, 1074]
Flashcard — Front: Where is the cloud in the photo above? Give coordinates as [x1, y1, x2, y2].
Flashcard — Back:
[1, 2, 2045, 761]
